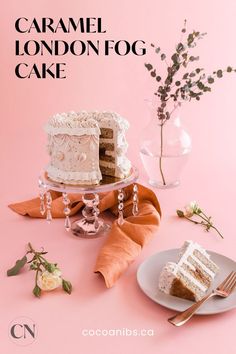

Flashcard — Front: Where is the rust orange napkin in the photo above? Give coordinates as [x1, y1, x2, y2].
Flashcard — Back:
[9, 184, 161, 287]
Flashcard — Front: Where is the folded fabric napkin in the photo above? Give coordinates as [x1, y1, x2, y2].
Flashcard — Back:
[9, 183, 161, 288]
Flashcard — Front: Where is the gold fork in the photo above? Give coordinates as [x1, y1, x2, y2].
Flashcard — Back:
[168, 271, 236, 326]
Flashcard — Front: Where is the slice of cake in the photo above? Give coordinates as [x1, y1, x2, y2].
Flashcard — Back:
[44, 111, 131, 185]
[94, 111, 131, 179]
[159, 241, 219, 301]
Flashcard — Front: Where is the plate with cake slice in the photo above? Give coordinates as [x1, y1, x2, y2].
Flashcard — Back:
[137, 241, 236, 315]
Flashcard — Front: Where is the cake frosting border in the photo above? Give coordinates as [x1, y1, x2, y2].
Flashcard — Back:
[46, 164, 102, 185]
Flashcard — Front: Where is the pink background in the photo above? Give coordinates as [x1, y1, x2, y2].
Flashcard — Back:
[1, 0, 236, 353]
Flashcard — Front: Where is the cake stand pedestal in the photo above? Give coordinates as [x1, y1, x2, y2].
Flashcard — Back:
[38, 167, 139, 239]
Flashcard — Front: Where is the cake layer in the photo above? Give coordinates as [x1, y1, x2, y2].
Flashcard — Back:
[100, 128, 113, 139]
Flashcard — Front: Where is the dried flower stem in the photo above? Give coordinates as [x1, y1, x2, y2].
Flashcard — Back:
[176, 202, 224, 239]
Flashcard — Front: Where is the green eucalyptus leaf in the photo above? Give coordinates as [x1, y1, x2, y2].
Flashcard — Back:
[171, 53, 179, 63]
[208, 77, 214, 84]
[150, 70, 156, 77]
[197, 82, 204, 90]
[7, 255, 27, 276]
[144, 63, 153, 71]
[176, 42, 184, 53]
[161, 53, 166, 60]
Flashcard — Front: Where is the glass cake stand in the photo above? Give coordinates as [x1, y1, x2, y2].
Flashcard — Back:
[38, 167, 139, 239]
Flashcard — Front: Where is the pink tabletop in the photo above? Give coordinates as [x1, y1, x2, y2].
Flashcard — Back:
[1, 0, 236, 353]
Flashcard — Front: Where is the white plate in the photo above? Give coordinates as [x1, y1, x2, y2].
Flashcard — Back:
[137, 249, 236, 315]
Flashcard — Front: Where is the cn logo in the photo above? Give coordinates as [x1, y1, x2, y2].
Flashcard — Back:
[9, 317, 37, 346]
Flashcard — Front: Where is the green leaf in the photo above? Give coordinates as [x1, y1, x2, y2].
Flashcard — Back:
[150, 70, 156, 77]
[7, 255, 27, 276]
[176, 210, 184, 217]
[176, 42, 184, 53]
[62, 279, 72, 295]
[161, 53, 166, 60]
[144, 63, 153, 71]
[30, 262, 38, 270]
[208, 77, 214, 84]
[33, 285, 41, 298]
[44, 263, 56, 273]
[197, 82, 204, 90]
[187, 33, 194, 46]
[171, 53, 179, 64]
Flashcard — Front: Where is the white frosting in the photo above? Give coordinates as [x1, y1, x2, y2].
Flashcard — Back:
[46, 164, 102, 185]
[100, 157, 131, 178]
[178, 240, 218, 278]
[45, 125, 100, 137]
[159, 262, 177, 294]
[45, 111, 101, 136]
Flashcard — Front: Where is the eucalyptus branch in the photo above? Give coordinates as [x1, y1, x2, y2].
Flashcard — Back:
[145, 20, 236, 120]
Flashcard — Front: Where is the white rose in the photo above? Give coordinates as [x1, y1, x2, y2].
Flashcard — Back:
[37, 269, 62, 291]
[184, 201, 199, 217]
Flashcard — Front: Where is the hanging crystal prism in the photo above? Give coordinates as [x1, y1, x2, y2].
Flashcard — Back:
[64, 216, 71, 231]
[62, 192, 71, 231]
[46, 191, 52, 223]
[38, 178, 46, 216]
[117, 189, 124, 225]
[132, 184, 139, 216]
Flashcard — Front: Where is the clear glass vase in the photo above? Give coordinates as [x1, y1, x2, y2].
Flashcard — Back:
[139, 102, 192, 189]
